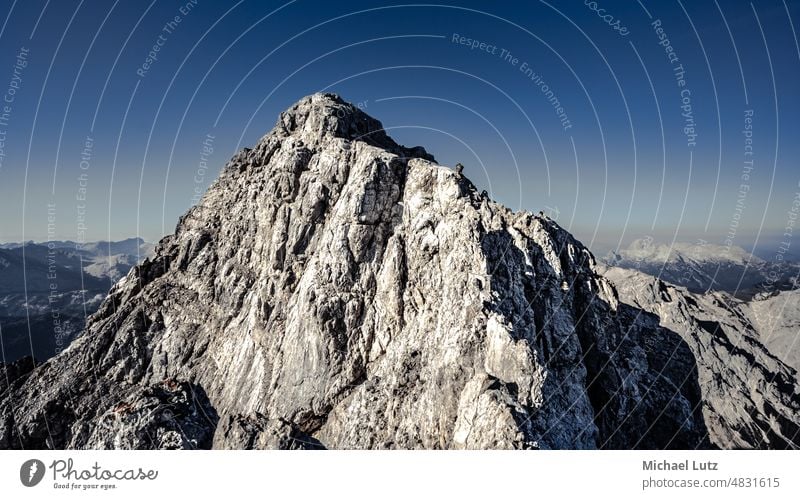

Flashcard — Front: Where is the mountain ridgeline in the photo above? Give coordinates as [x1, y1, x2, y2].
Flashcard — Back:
[1, 94, 798, 449]
[604, 239, 799, 299]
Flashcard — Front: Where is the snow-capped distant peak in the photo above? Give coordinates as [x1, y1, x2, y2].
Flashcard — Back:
[614, 238, 762, 266]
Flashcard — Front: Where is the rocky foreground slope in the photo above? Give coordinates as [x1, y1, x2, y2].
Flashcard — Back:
[601, 266, 800, 448]
[2, 94, 799, 449]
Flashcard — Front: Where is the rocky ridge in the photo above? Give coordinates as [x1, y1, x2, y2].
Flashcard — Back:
[602, 266, 800, 448]
[1, 94, 798, 449]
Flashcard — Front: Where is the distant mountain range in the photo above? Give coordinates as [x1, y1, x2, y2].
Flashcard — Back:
[0, 238, 153, 362]
[604, 238, 799, 299]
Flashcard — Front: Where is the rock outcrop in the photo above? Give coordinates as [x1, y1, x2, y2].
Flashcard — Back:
[1, 94, 798, 449]
[603, 266, 800, 448]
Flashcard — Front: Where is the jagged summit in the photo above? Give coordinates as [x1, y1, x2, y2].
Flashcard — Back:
[256, 92, 434, 162]
[1, 95, 798, 450]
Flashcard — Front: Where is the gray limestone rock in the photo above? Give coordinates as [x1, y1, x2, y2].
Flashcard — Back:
[1, 94, 797, 449]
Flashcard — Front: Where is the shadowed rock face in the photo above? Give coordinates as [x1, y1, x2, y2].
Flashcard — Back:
[1, 94, 797, 449]
[603, 266, 800, 449]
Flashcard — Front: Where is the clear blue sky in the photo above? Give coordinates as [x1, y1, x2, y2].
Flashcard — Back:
[0, 0, 798, 255]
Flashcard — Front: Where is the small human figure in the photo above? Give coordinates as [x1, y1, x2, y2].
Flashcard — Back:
[455, 162, 464, 175]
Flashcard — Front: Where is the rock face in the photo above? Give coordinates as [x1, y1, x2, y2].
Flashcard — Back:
[746, 289, 800, 374]
[1, 94, 798, 449]
[601, 266, 800, 449]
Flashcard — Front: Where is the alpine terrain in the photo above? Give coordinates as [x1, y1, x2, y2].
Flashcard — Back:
[1, 94, 798, 450]
[604, 238, 799, 298]
[0, 238, 154, 362]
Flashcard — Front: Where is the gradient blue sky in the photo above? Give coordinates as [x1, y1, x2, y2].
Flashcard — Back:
[0, 0, 798, 255]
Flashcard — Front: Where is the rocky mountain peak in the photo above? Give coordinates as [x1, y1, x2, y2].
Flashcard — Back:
[1, 95, 798, 450]
[277, 93, 385, 143]
[248, 93, 434, 166]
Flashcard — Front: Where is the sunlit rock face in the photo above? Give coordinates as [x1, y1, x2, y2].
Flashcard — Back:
[2, 94, 798, 449]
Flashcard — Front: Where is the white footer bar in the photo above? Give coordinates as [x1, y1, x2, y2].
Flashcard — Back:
[1, 450, 797, 498]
